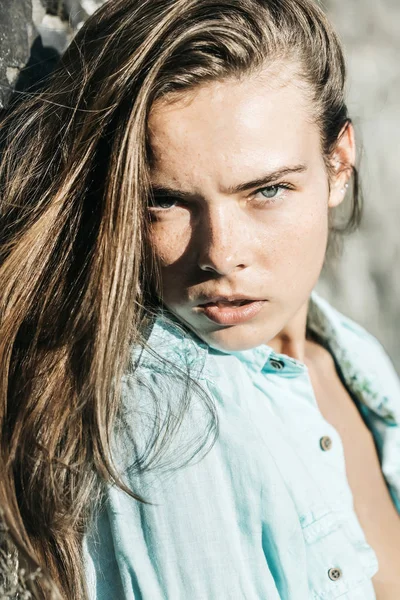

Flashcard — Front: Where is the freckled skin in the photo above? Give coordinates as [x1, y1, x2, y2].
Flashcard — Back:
[147, 64, 354, 352]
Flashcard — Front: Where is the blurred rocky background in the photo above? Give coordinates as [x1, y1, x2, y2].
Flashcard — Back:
[0, 1, 103, 108]
[0, 0, 399, 370]
[318, 0, 400, 372]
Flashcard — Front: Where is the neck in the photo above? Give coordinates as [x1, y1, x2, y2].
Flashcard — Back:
[267, 297, 312, 363]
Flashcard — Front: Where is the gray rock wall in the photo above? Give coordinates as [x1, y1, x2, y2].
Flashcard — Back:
[0, 1, 103, 106]
[1, 1, 399, 370]
[0, 0, 38, 108]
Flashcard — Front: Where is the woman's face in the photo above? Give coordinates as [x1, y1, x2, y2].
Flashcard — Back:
[147, 66, 353, 351]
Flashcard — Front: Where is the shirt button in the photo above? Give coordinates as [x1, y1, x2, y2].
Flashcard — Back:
[320, 436, 333, 451]
[269, 358, 285, 370]
[328, 567, 342, 581]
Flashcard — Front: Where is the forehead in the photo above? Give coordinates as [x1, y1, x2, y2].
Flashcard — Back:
[147, 66, 320, 190]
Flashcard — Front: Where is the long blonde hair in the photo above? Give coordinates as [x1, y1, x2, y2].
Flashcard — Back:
[0, 0, 361, 597]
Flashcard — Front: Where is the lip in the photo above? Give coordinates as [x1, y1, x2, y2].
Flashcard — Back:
[196, 298, 266, 325]
[197, 294, 263, 305]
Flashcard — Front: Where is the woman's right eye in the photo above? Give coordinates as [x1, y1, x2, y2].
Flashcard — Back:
[148, 195, 178, 210]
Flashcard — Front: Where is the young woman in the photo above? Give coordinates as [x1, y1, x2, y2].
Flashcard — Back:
[0, 0, 399, 598]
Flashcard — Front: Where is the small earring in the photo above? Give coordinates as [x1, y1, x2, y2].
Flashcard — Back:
[341, 182, 349, 193]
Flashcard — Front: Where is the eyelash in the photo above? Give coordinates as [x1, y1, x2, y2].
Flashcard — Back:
[148, 183, 293, 211]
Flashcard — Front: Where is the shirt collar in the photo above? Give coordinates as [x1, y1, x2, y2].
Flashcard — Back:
[141, 291, 327, 376]
[140, 292, 398, 424]
[307, 291, 399, 425]
[134, 309, 209, 379]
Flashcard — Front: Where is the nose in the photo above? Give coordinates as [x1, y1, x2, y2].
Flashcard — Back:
[197, 204, 249, 276]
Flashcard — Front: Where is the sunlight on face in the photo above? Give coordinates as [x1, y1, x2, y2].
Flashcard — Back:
[146, 65, 346, 351]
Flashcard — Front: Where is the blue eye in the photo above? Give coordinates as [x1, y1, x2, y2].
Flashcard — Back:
[260, 186, 280, 199]
[149, 195, 177, 210]
[253, 183, 292, 205]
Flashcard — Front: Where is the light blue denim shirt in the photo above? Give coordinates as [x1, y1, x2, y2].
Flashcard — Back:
[83, 290, 400, 599]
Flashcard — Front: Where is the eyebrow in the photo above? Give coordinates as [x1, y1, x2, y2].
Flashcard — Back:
[150, 164, 308, 199]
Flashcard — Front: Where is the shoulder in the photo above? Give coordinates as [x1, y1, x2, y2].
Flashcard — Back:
[113, 313, 217, 476]
[127, 312, 209, 379]
[310, 290, 400, 420]
[310, 291, 393, 365]
[120, 312, 213, 434]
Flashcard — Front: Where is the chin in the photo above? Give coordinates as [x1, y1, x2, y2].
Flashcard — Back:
[170, 306, 280, 352]
[198, 324, 272, 353]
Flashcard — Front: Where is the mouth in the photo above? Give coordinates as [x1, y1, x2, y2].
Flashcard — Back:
[196, 296, 266, 325]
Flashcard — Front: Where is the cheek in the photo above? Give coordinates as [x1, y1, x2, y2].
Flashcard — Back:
[268, 197, 329, 286]
[290, 202, 328, 245]
[149, 220, 192, 267]
[255, 191, 329, 275]
[291, 211, 328, 269]
[148, 220, 193, 306]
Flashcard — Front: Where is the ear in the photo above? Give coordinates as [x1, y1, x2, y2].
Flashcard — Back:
[328, 121, 356, 209]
